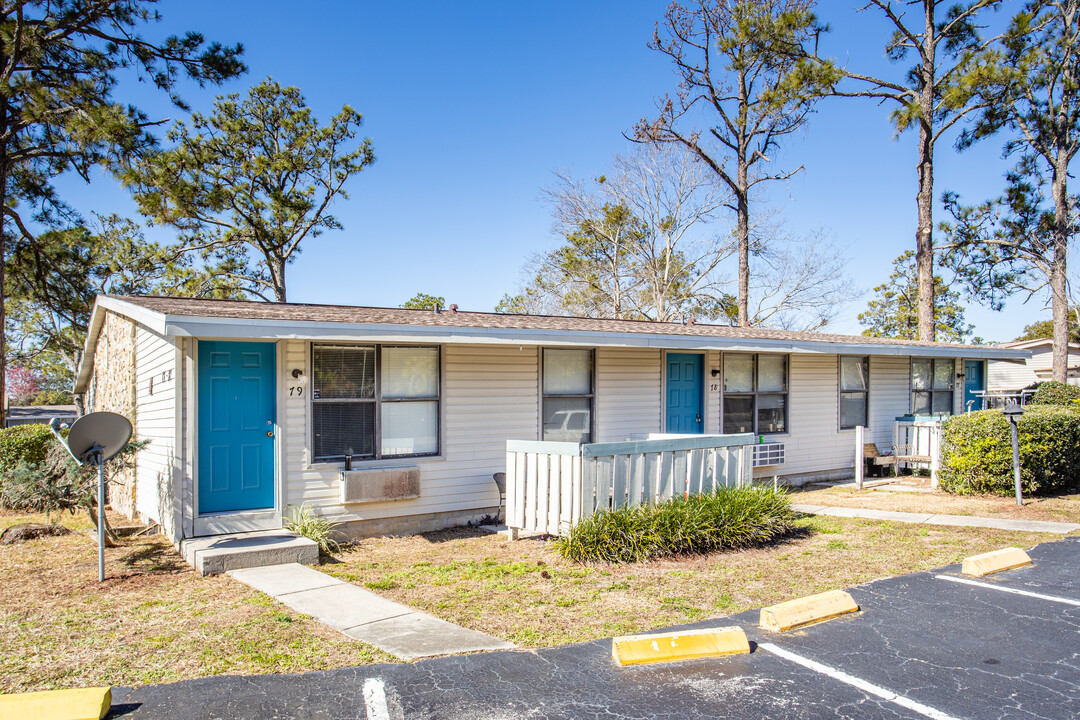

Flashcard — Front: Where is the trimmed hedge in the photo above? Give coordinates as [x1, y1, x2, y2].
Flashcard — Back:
[554, 485, 796, 564]
[0, 423, 56, 472]
[939, 406, 1080, 496]
[1028, 381, 1080, 407]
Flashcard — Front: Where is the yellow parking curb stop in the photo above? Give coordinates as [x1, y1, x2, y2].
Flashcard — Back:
[612, 626, 750, 666]
[961, 547, 1032, 577]
[759, 589, 859, 632]
[0, 686, 111, 720]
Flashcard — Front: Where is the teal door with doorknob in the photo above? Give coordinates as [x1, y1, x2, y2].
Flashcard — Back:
[198, 341, 276, 514]
[964, 360, 986, 412]
[666, 353, 704, 433]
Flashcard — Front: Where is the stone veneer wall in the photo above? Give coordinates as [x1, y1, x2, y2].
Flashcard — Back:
[87, 312, 138, 517]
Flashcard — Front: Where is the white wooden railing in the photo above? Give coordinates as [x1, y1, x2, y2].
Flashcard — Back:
[505, 433, 756, 537]
[892, 416, 943, 487]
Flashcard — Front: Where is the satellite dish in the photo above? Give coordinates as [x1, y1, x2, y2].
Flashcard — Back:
[65, 412, 133, 465]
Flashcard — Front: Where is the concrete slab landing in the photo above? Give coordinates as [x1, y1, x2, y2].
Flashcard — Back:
[229, 563, 515, 660]
[180, 530, 319, 576]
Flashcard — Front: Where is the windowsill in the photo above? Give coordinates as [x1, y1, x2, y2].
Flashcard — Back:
[305, 454, 444, 471]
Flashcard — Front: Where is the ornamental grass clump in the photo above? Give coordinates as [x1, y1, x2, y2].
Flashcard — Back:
[555, 485, 796, 564]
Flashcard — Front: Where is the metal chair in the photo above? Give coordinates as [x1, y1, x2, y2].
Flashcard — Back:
[492, 472, 506, 522]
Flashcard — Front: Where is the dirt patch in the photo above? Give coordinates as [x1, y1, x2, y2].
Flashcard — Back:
[794, 482, 1080, 523]
[0, 509, 397, 694]
[323, 517, 1061, 648]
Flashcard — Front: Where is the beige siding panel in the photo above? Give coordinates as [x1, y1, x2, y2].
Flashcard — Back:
[133, 324, 179, 527]
[989, 360, 1037, 390]
[705, 351, 721, 434]
[284, 343, 539, 521]
[595, 348, 661, 442]
[868, 355, 910, 450]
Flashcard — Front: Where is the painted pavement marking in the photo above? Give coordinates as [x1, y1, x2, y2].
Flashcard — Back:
[934, 574, 1080, 607]
[363, 677, 390, 720]
[758, 642, 963, 720]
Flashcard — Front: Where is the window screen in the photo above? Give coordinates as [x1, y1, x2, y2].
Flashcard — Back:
[542, 349, 593, 443]
[722, 354, 788, 435]
[311, 344, 440, 462]
[839, 356, 869, 429]
[911, 358, 954, 416]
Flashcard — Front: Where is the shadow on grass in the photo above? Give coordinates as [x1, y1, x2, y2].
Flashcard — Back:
[118, 542, 186, 574]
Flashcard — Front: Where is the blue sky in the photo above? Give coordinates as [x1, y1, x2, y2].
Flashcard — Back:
[56, 0, 1049, 342]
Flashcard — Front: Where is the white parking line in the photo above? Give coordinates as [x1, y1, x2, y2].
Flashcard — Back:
[758, 643, 963, 720]
[934, 575, 1080, 607]
[363, 677, 390, 720]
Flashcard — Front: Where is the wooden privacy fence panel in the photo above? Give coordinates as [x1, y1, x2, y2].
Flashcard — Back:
[506, 434, 755, 536]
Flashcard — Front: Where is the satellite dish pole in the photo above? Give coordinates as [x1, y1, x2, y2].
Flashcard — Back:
[50, 412, 133, 582]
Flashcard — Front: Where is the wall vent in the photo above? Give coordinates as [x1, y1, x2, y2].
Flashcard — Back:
[341, 466, 421, 504]
[753, 443, 785, 468]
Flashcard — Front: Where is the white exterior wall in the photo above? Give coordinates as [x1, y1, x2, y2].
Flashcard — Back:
[132, 324, 180, 536]
[595, 348, 661, 442]
[989, 346, 1080, 390]
[284, 342, 540, 522]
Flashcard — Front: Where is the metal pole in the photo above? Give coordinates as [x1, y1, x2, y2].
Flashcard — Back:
[97, 454, 106, 582]
[1010, 418, 1022, 507]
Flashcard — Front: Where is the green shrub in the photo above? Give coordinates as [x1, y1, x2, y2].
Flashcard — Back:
[554, 485, 796, 564]
[1028, 381, 1080, 406]
[939, 406, 1080, 496]
[0, 423, 57, 472]
[283, 503, 342, 555]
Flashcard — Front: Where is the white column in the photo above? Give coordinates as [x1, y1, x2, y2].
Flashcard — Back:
[855, 425, 865, 490]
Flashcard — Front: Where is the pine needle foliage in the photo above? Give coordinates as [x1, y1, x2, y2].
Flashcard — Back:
[555, 485, 796, 564]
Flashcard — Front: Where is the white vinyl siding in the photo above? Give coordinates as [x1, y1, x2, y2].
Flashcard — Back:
[133, 324, 179, 534]
[595, 348, 662, 442]
[285, 342, 538, 522]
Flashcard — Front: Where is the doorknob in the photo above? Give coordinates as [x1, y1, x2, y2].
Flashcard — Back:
[696, 414, 702, 423]
[266, 430, 274, 437]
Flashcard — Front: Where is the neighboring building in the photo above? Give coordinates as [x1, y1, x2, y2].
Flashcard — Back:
[988, 338, 1080, 391]
[4, 405, 78, 428]
[74, 295, 1029, 544]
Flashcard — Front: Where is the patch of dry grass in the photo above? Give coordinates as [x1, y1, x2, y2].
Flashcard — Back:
[0, 510, 396, 693]
[324, 516, 1059, 648]
[794, 482, 1080, 523]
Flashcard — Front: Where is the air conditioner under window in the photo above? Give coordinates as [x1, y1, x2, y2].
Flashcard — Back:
[340, 465, 421, 504]
[753, 443, 785, 468]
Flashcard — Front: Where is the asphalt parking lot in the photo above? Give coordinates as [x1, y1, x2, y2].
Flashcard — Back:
[106, 536, 1080, 720]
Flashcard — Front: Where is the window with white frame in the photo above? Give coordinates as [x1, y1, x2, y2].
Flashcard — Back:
[839, 356, 869, 429]
[311, 344, 440, 462]
[542, 348, 593, 443]
[722, 354, 788, 435]
[911, 358, 954, 415]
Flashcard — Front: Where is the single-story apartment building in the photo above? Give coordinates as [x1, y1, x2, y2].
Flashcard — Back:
[989, 337, 1080, 392]
[74, 295, 1029, 544]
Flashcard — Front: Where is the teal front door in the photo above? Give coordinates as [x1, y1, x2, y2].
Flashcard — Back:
[198, 341, 276, 514]
[666, 353, 704, 433]
[964, 360, 986, 412]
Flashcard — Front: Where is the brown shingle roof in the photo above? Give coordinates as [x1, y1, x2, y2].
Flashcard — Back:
[108, 295, 999, 351]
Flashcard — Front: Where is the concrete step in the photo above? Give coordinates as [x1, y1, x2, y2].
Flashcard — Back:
[181, 530, 319, 576]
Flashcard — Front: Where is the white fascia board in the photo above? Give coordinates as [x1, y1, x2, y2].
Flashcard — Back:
[161, 315, 1032, 362]
[73, 297, 169, 393]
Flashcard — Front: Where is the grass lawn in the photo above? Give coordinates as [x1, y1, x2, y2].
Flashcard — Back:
[794, 481, 1080, 523]
[0, 510, 396, 694]
[322, 514, 1061, 648]
[2, 500, 1069, 694]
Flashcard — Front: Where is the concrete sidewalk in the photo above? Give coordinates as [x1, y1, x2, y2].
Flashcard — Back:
[793, 503, 1080, 534]
[228, 563, 515, 660]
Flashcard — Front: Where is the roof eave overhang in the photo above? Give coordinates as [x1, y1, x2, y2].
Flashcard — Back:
[161, 315, 1032, 361]
[73, 297, 169, 393]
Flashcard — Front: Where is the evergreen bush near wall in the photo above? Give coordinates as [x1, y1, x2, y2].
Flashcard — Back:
[939, 407, 1080, 496]
[1028, 381, 1080, 407]
[0, 424, 56, 472]
[555, 485, 796, 564]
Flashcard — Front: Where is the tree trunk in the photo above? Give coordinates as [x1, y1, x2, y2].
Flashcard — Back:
[271, 255, 287, 303]
[1050, 153, 1070, 383]
[915, 0, 937, 343]
[736, 166, 750, 327]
